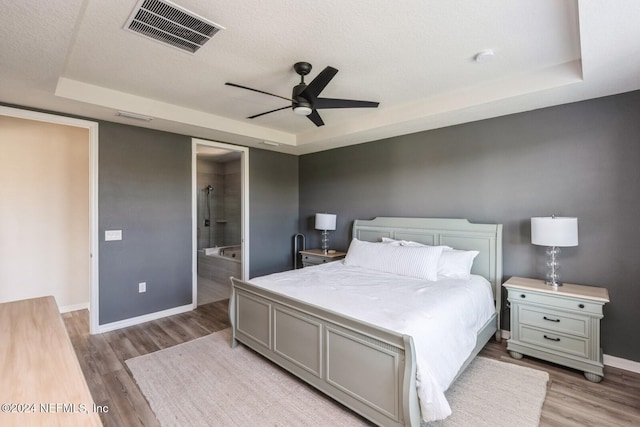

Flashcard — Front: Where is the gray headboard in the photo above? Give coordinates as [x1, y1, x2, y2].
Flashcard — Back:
[352, 217, 503, 291]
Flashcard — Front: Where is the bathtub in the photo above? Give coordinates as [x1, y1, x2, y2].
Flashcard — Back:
[219, 245, 242, 260]
[197, 245, 242, 284]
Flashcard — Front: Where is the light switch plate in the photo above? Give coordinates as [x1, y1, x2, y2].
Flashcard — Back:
[105, 230, 122, 241]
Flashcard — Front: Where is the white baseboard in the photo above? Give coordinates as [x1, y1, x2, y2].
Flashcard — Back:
[499, 329, 640, 374]
[59, 302, 90, 313]
[95, 304, 193, 334]
[603, 354, 640, 373]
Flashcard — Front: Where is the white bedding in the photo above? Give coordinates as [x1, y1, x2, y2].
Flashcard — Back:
[248, 261, 495, 422]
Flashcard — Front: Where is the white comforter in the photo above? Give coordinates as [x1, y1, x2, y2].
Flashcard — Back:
[248, 261, 495, 422]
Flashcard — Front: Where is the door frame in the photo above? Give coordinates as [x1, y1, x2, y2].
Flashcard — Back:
[0, 106, 100, 334]
[192, 138, 249, 307]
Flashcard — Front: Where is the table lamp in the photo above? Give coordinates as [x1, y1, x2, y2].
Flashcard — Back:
[315, 213, 337, 254]
[531, 216, 578, 287]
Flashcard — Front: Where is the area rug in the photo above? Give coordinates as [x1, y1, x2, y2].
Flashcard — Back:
[126, 329, 548, 427]
[427, 357, 548, 427]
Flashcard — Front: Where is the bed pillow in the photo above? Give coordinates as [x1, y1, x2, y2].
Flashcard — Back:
[381, 237, 478, 279]
[344, 238, 444, 281]
[381, 237, 434, 247]
[438, 249, 479, 280]
[381, 237, 402, 244]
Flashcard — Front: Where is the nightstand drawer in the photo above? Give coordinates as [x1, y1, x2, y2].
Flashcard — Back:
[519, 306, 589, 337]
[299, 250, 347, 268]
[302, 254, 331, 265]
[520, 325, 588, 358]
[508, 289, 602, 315]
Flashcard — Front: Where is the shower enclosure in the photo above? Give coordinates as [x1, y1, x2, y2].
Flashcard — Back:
[196, 151, 242, 304]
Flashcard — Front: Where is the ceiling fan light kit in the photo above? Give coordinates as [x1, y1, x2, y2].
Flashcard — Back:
[225, 62, 379, 126]
[294, 106, 312, 116]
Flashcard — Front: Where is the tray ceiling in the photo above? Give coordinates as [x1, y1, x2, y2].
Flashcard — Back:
[1, 0, 639, 155]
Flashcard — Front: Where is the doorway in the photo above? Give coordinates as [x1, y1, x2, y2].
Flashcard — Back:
[0, 106, 99, 333]
[192, 139, 249, 307]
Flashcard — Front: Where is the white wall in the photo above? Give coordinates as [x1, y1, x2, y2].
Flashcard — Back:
[0, 116, 90, 309]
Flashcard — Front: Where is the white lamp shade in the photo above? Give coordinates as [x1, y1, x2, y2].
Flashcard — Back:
[531, 217, 578, 247]
[315, 213, 336, 231]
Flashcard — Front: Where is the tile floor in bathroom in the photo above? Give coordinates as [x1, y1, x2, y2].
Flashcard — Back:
[197, 275, 230, 305]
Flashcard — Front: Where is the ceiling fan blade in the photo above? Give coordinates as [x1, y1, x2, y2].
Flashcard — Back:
[300, 66, 338, 100]
[225, 82, 294, 102]
[247, 106, 290, 119]
[307, 110, 325, 127]
[314, 98, 379, 109]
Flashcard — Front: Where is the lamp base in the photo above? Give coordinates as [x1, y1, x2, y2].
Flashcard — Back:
[544, 246, 563, 288]
[321, 230, 329, 254]
[544, 280, 563, 287]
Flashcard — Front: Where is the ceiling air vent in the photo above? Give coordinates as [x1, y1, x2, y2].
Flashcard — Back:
[124, 0, 224, 54]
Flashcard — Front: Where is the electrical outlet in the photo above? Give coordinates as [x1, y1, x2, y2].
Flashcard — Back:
[138, 282, 146, 293]
[204, 219, 210, 227]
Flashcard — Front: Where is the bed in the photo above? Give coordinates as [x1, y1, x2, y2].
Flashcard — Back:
[229, 217, 503, 426]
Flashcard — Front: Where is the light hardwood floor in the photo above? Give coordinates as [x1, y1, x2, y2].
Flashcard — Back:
[62, 300, 230, 427]
[480, 341, 640, 427]
[63, 302, 640, 427]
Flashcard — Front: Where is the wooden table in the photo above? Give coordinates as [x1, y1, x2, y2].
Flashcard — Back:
[0, 296, 102, 426]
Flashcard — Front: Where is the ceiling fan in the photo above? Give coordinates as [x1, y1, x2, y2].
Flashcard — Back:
[225, 62, 379, 127]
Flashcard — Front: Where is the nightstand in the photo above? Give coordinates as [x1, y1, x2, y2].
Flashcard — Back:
[504, 276, 609, 382]
[299, 249, 346, 267]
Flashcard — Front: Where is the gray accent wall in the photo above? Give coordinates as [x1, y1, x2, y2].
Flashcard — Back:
[99, 127, 299, 324]
[99, 122, 192, 324]
[249, 148, 299, 278]
[299, 90, 640, 362]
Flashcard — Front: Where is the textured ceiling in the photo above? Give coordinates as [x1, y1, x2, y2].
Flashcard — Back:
[1, 0, 640, 155]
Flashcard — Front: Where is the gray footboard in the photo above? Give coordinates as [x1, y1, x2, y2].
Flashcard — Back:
[229, 277, 422, 426]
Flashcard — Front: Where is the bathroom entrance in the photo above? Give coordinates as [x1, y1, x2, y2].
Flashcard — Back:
[192, 139, 249, 306]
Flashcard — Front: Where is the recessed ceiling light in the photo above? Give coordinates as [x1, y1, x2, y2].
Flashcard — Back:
[474, 49, 495, 63]
[262, 141, 280, 147]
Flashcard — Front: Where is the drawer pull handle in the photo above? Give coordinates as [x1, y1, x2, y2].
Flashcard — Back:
[520, 294, 526, 298]
[578, 304, 585, 309]
[543, 316, 560, 323]
[543, 335, 561, 342]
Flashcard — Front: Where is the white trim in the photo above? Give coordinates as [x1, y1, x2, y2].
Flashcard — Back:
[96, 304, 193, 333]
[59, 302, 90, 314]
[603, 354, 640, 374]
[191, 139, 250, 308]
[500, 329, 640, 373]
[0, 106, 100, 335]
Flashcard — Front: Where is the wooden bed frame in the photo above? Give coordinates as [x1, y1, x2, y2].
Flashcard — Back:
[229, 217, 503, 426]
